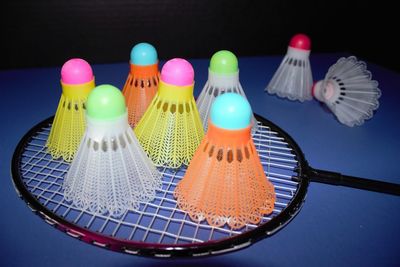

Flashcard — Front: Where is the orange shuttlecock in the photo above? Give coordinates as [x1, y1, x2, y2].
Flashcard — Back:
[174, 93, 275, 229]
[122, 43, 159, 127]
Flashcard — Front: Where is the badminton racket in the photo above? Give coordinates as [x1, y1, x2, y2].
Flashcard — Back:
[11, 114, 400, 258]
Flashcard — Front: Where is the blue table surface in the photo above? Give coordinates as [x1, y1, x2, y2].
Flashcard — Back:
[1, 53, 399, 266]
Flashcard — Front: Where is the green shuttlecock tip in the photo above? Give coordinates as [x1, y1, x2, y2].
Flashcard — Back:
[209, 50, 238, 74]
[86, 84, 126, 120]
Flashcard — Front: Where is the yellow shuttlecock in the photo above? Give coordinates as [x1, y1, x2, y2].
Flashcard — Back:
[134, 58, 204, 168]
[46, 58, 95, 162]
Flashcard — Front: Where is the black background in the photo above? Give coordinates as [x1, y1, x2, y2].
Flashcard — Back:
[1, 0, 397, 72]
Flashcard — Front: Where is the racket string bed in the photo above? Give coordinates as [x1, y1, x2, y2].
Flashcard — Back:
[15, 118, 300, 252]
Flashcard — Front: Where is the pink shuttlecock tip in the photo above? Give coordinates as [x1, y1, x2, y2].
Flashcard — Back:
[311, 82, 317, 98]
[161, 58, 194, 86]
[289, 33, 311, 50]
[61, 58, 94, 84]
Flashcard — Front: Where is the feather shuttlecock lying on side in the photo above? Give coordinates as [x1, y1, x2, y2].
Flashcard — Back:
[313, 56, 381, 127]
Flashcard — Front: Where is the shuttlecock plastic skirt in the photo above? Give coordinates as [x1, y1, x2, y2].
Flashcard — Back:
[46, 80, 94, 162]
[123, 63, 159, 127]
[196, 70, 258, 132]
[135, 81, 204, 168]
[63, 113, 162, 217]
[174, 122, 275, 229]
[266, 47, 313, 102]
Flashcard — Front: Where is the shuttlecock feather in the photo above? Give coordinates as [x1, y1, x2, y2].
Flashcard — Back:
[266, 33, 313, 102]
[313, 56, 381, 127]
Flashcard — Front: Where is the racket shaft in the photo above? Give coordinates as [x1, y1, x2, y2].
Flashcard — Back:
[308, 168, 400, 196]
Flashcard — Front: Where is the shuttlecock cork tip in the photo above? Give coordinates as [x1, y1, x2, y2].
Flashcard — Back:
[86, 84, 126, 120]
[130, 42, 158, 66]
[61, 58, 93, 84]
[161, 58, 194, 86]
[210, 93, 252, 130]
[289, 33, 311, 50]
[209, 50, 238, 74]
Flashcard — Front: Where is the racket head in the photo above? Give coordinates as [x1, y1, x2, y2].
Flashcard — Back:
[11, 114, 309, 257]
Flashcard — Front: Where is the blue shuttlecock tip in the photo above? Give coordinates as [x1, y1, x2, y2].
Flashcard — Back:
[210, 93, 252, 130]
[130, 42, 158, 66]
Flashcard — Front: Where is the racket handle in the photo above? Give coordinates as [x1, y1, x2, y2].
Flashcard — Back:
[307, 168, 400, 196]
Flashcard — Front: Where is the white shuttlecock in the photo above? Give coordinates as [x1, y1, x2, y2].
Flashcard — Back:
[63, 85, 161, 217]
[313, 56, 381, 127]
[266, 33, 313, 101]
[196, 50, 258, 132]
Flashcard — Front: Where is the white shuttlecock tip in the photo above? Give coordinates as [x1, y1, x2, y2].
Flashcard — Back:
[312, 81, 323, 102]
[313, 80, 338, 103]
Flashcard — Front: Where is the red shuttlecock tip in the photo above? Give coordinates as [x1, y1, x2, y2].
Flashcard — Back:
[289, 33, 311, 50]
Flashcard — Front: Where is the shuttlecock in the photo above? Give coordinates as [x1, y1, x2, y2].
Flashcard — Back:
[196, 50, 258, 132]
[63, 85, 162, 217]
[135, 58, 204, 168]
[46, 58, 95, 162]
[313, 56, 381, 127]
[266, 33, 313, 101]
[174, 93, 275, 229]
[122, 43, 159, 127]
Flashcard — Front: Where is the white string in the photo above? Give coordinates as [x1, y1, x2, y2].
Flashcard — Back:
[18, 121, 300, 244]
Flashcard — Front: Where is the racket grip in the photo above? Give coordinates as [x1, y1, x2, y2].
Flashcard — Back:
[307, 168, 400, 196]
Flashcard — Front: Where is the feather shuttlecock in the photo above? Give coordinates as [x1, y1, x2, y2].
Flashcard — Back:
[266, 33, 313, 101]
[313, 56, 381, 127]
